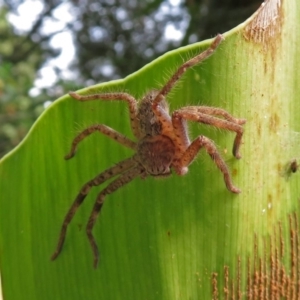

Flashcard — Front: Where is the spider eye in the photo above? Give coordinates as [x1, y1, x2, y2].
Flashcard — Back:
[140, 154, 173, 177]
[148, 166, 171, 176]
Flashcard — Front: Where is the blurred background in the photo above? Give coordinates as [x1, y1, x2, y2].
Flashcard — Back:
[0, 0, 260, 157]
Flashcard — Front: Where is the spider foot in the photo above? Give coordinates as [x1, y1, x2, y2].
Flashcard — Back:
[229, 185, 241, 194]
[233, 150, 242, 160]
[223, 168, 241, 193]
[50, 230, 67, 262]
[87, 229, 100, 268]
[51, 245, 64, 262]
[232, 133, 245, 159]
[69, 91, 80, 99]
[212, 34, 225, 49]
[50, 251, 59, 261]
[93, 255, 99, 269]
[237, 118, 247, 125]
[64, 151, 75, 160]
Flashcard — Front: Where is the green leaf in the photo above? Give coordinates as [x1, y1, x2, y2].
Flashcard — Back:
[1, 0, 300, 299]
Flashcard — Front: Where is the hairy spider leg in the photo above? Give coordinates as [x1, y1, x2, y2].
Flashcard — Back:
[152, 34, 224, 109]
[149, 99, 175, 137]
[65, 124, 137, 159]
[171, 113, 191, 159]
[181, 106, 246, 125]
[86, 166, 145, 268]
[174, 135, 240, 193]
[170, 106, 246, 159]
[69, 92, 141, 138]
[51, 157, 136, 262]
[173, 108, 244, 158]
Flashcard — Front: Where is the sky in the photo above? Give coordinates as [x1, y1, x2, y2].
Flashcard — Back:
[7, 1, 76, 97]
[6, 0, 184, 100]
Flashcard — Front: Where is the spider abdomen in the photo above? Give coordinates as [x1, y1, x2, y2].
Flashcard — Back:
[136, 135, 175, 176]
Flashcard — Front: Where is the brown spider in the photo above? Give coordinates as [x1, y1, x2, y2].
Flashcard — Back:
[51, 34, 246, 268]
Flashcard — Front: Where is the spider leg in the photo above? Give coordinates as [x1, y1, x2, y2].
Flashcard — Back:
[173, 135, 240, 193]
[86, 166, 145, 268]
[69, 91, 141, 138]
[171, 113, 191, 159]
[181, 106, 246, 125]
[65, 124, 136, 159]
[51, 157, 136, 262]
[172, 109, 244, 159]
[152, 34, 224, 108]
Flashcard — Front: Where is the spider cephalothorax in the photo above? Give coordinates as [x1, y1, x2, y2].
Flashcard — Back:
[51, 34, 246, 268]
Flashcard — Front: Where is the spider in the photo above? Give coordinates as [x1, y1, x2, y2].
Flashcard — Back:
[51, 34, 246, 268]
